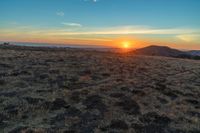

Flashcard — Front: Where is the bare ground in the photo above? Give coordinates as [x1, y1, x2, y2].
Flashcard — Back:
[0, 46, 200, 133]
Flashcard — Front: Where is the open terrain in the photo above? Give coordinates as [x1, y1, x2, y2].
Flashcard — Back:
[0, 46, 200, 133]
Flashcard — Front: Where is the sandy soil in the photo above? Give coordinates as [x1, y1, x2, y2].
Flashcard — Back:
[0, 46, 200, 133]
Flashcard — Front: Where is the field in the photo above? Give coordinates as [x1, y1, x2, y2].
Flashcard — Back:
[0, 46, 200, 133]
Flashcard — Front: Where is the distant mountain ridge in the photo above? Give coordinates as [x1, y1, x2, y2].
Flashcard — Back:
[133, 45, 187, 57]
[133, 45, 200, 59]
[187, 50, 200, 56]
[1, 42, 200, 60]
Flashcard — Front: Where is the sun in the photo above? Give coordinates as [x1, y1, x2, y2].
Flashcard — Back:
[122, 41, 131, 49]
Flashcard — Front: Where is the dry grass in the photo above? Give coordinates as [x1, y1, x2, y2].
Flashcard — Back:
[0, 46, 200, 133]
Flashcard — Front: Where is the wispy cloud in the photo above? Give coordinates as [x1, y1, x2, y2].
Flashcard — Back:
[61, 22, 82, 27]
[1, 25, 199, 36]
[92, 0, 98, 2]
[1, 24, 200, 45]
[176, 34, 200, 42]
[45, 25, 199, 36]
[84, 0, 99, 3]
[56, 11, 64, 16]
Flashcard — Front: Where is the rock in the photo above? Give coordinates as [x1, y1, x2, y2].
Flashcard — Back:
[80, 89, 89, 95]
[115, 96, 140, 115]
[70, 111, 102, 133]
[39, 74, 49, 79]
[24, 97, 44, 105]
[0, 113, 7, 126]
[187, 111, 200, 117]
[80, 112, 102, 123]
[4, 105, 18, 115]
[102, 73, 110, 77]
[185, 99, 199, 105]
[157, 97, 168, 104]
[0, 79, 6, 85]
[0, 63, 12, 68]
[49, 69, 59, 74]
[134, 112, 172, 133]
[83, 95, 107, 112]
[133, 123, 167, 133]
[163, 91, 178, 100]
[120, 86, 130, 91]
[14, 81, 28, 88]
[41, 101, 52, 109]
[140, 112, 171, 125]
[51, 98, 69, 110]
[109, 120, 129, 130]
[0, 91, 17, 97]
[68, 76, 79, 82]
[8, 126, 28, 133]
[132, 89, 146, 96]
[11, 70, 31, 76]
[50, 113, 65, 127]
[55, 75, 68, 88]
[109, 92, 125, 98]
[66, 107, 82, 117]
[63, 130, 76, 133]
[70, 91, 81, 103]
[155, 82, 167, 91]
[79, 69, 91, 76]
[0, 72, 6, 77]
[36, 89, 53, 93]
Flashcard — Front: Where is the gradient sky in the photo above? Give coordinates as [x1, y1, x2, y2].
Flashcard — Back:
[0, 0, 200, 49]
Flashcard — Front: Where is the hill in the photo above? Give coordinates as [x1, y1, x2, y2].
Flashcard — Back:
[133, 45, 190, 58]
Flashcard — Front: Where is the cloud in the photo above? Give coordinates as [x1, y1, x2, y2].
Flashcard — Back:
[45, 25, 199, 36]
[176, 34, 200, 42]
[61, 22, 82, 27]
[56, 11, 64, 16]
[1, 24, 200, 44]
[3, 25, 199, 37]
[84, 0, 99, 3]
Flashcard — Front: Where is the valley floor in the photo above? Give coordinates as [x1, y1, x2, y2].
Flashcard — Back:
[0, 46, 200, 133]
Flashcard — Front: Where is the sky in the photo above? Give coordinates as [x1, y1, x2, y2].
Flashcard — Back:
[0, 0, 200, 49]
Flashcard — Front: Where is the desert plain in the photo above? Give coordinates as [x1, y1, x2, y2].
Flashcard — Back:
[0, 46, 200, 133]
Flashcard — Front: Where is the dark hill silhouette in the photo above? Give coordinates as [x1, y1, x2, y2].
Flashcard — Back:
[188, 50, 200, 56]
[133, 45, 190, 58]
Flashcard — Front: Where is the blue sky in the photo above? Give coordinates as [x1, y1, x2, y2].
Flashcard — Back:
[0, 0, 200, 49]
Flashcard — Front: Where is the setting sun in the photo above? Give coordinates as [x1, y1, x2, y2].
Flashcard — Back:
[122, 41, 131, 49]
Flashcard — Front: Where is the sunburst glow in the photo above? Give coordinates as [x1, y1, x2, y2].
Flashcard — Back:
[122, 41, 131, 49]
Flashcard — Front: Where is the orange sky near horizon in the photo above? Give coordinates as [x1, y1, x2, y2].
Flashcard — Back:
[0, 24, 200, 50]
[1, 34, 200, 50]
